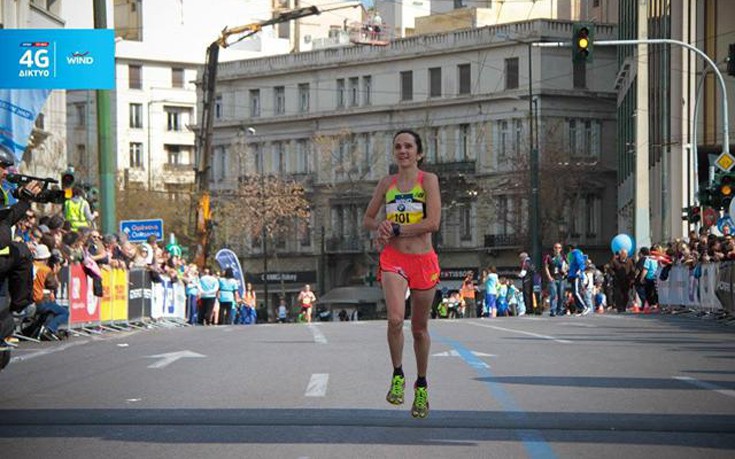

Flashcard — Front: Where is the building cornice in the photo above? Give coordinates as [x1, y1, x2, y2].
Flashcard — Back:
[214, 19, 618, 82]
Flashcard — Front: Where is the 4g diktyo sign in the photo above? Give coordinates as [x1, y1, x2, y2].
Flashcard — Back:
[0, 29, 115, 89]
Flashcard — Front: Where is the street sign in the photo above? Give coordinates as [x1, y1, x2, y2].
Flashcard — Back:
[715, 151, 735, 172]
[120, 219, 164, 243]
[703, 207, 718, 227]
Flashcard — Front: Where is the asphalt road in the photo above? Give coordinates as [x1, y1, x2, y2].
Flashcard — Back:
[1, 313, 734, 458]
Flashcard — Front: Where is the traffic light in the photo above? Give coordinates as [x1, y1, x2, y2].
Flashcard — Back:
[61, 168, 75, 199]
[727, 43, 735, 77]
[572, 23, 595, 63]
[718, 173, 735, 210]
[682, 206, 701, 223]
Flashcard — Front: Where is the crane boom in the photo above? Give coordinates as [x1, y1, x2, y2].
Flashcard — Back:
[193, 5, 345, 268]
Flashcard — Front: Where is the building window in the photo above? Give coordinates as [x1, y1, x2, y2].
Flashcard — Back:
[274, 86, 285, 115]
[298, 83, 310, 113]
[429, 67, 442, 98]
[505, 58, 519, 90]
[75, 103, 86, 127]
[459, 124, 470, 160]
[299, 218, 311, 247]
[361, 133, 372, 174]
[214, 145, 227, 182]
[274, 142, 286, 175]
[336, 79, 345, 108]
[250, 89, 260, 117]
[569, 119, 601, 158]
[513, 119, 523, 155]
[498, 120, 509, 158]
[129, 103, 143, 128]
[497, 195, 509, 235]
[167, 145, 181, 165]
[593, 0, 600, 6]
[296, 139, 310, 173]
[128, 64, 142, 89]
[129, 142, 143, 168]
[172, 67, 184, 88]
[166, 109, 181, 131]
[253, 144, 264, 174]
[77, 144, 86, 164]
[349, 77, 359, 106]
[362, 76, 372, 105]
[585, 195, 600, 237]
[573, 61, 586, 89]
[459, 204, 472, 241]
[400, 71, 413, 101]
[427, 128, 439, 163]
[458, 63, 471, 95]
[215, 94, 223, 120]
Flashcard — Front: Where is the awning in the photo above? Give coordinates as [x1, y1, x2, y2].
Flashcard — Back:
[318, 286, 384, 304]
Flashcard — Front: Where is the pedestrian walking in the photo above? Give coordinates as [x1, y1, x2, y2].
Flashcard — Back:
[363, 129, 441, 419]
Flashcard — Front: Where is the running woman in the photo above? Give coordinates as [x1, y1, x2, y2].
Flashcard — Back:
[363, 129, 441, 419]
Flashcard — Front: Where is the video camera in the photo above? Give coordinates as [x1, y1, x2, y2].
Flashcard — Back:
[5, 173, 66, 204]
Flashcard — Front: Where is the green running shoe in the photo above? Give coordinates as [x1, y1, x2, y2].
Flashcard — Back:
[411, 385, 429, 418]
[386, 374, 406, 405]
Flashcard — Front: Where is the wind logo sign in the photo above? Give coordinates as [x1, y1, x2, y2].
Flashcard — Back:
[0, 29, 114, 89]
[67, 51, 94, 65]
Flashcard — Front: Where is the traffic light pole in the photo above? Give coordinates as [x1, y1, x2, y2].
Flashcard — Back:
[93, 0, 116, 234]
[537, 38, 731, 156]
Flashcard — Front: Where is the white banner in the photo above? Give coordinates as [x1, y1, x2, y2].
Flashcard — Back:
[658, 263, 721, 312]
[150, 275, 186, 320]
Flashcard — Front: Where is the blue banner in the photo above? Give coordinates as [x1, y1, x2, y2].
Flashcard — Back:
[215, 249, 246, 298]
[0, 89, 51, 163]
[0, 29, 115, 89]
[119, 219, 164, 243]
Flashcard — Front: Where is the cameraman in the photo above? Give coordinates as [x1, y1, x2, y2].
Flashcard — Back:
[0, 144, 43, 314]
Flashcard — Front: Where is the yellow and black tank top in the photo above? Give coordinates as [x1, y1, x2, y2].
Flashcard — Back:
[385, 171, 426, 225]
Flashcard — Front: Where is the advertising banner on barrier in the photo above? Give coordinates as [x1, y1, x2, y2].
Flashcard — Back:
[127, 269, 149, 322]
[69, 263, 99, 326]
[700, 264, 722, 311]
[173, 282, 187, 319]
[99, 269, 113, 323]
[112, 269, 129, 322]
[151, 281, 165, 319]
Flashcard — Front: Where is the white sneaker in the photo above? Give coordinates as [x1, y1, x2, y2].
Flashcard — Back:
[582, 308, 591, 316]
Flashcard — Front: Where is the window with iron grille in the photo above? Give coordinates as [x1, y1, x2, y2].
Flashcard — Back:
[400, 71, 413, 101]
[362, 76, 372, 105]
[249, 89, 260, 117]
[274, 86, 285, 115]
[429, 67, 442, 97]
[458, 63, 471, 95]
[336, 79, 345, 108]
[349, 77, 359, 106]
[298, 83, 310, 113]
[505, 58, 519, 90]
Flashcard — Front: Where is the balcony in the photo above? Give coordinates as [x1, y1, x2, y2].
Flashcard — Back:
[484, 233, 524, 248]
[326, 236, 366, 253]
[422, 160, 476, 176]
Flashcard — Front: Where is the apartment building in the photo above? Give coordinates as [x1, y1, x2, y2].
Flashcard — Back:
[205, 19, 618, 305]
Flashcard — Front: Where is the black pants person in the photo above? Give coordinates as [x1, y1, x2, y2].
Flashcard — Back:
[218, 301, 233, 325]
[613, 284, 630, 313]
[0, 241, 34, 312]
[198, 298, 216, 325]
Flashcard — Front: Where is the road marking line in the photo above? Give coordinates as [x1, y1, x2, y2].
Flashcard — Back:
[438, 335, 557, 459]
[308, 324, 327, 344]
[305, 373, 329, 397]
[465, 321, 573, 344]
[673, 376, 735, 398]
[9, 339, 88, 363]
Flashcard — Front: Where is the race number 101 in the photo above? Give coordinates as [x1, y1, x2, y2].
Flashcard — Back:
[19, 49, 50, 77]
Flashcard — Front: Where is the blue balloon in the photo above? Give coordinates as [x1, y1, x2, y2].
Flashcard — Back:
[611, 233, 635, 255]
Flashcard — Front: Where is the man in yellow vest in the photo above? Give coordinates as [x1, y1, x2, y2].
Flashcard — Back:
[0, 145, 43, 369]
[63, 185, 94, 231]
